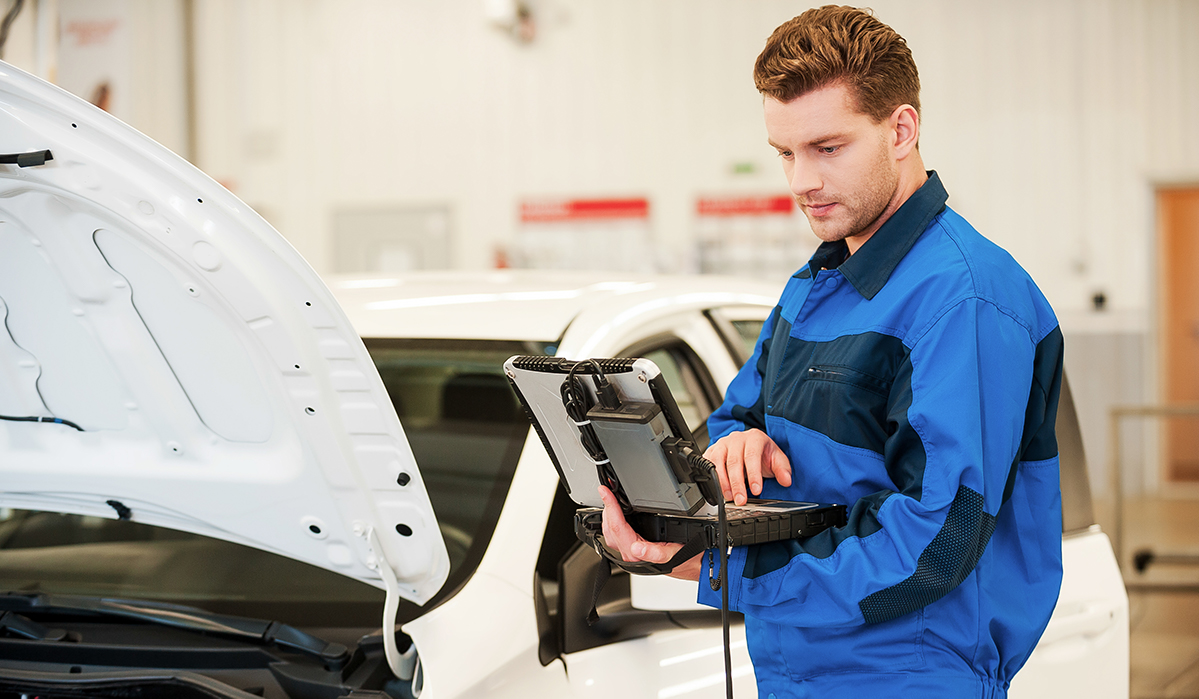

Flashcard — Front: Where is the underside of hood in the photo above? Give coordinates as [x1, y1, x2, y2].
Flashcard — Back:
[0, 61, 449, 605]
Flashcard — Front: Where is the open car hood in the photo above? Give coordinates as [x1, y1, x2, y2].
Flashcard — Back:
[0, 61, 449, 605]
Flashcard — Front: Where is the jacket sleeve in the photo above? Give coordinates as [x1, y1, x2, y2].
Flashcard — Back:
[698, 297, 1055, 627]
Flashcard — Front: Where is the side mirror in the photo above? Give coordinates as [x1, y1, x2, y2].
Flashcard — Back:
[543, 542, 735, 663]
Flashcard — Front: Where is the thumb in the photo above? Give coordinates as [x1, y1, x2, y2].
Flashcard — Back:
[771, 444, 793, 487]
[632, 540, 681, 564]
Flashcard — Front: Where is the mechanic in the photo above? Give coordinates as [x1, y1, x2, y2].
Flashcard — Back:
[599, 5, 1064, 697]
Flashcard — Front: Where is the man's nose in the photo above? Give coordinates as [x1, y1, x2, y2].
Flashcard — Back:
[788, 160, 822, 198]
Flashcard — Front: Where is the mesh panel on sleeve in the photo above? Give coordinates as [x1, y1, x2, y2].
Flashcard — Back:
[859, 485, 996, 625]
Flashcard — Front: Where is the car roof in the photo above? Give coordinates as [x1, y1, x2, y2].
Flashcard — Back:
[325, 270, 784, 342]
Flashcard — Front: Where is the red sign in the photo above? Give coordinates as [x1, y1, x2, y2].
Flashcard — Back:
[696, 195, 794, 217]
[521, 197, 649, 223]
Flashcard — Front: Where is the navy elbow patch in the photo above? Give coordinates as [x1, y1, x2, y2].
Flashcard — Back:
[858, 485, 996, 624]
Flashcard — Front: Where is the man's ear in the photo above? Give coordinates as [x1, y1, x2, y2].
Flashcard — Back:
[890, 104, 920, 159]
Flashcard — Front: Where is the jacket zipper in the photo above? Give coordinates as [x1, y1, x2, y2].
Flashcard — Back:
[807, 367, 845, 380]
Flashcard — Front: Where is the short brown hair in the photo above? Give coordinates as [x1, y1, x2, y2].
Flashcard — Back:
[753, 6, 920, 122]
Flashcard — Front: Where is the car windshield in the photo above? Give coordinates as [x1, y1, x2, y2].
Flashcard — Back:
[0, 339, 546, 628]
[364, 338, 548, 609]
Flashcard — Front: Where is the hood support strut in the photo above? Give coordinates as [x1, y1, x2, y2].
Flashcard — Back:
[366, 527, 422, 696]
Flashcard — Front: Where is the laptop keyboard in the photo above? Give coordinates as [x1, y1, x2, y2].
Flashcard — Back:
[726, 505, 793, 517]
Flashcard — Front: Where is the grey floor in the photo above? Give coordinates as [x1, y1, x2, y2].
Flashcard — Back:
[1106, 497, 1199, 698]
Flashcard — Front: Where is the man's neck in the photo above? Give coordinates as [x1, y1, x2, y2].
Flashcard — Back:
[845, 156, 928, 256]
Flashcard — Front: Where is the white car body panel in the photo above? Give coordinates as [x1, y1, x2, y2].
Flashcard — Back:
[328, 273, 654, 342]
[1009, 528, 1130, 698]
[329, 273, 781, 348]
[404, 569, 568, 698]
[564, 629, 756, 698]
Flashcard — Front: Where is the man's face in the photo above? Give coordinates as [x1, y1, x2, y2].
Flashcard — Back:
[764, 83, 900, 247]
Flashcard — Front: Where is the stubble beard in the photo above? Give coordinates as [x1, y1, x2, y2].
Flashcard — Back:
[804, 146, 900, 245]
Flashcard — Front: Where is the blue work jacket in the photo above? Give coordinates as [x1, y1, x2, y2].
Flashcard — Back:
[698, 172, 1064, 698]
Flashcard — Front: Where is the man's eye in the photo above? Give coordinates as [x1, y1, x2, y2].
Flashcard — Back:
[777, 150, 793, 158]
[818, 146, 840, 155]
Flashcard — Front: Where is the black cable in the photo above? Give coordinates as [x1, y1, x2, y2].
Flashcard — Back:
[0, 414, 84, 431]
[686, 448, 734, 699]
[718, 493, 732, 699]
[561, 360, 630, 510]
[0, 0, 24, 60]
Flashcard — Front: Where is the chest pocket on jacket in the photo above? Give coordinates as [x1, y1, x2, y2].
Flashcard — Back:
[766, 332, 908, 456]
[806, 364, 891, 396]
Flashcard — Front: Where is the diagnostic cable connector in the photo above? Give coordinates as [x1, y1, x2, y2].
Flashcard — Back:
[593, 369, 621, 410]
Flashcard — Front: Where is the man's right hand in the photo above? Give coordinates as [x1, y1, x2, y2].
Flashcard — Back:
[703, 428, 792, 506]
[598, 485, 701, 581]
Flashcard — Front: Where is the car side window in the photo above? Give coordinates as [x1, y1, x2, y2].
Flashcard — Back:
[705, 307, 772, 369]
[621, 338, 721, 450]
[1056, 373, 1095, 534]
[730, 319, 765, 366]
[640, 347, 706, 432]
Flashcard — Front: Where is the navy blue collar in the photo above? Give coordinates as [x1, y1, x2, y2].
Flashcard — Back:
[798, 171, 948, 300]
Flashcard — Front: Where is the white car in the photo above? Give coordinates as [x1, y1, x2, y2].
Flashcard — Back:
[0, 60, 1127, 698]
